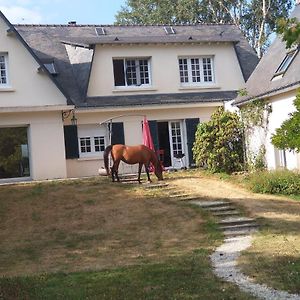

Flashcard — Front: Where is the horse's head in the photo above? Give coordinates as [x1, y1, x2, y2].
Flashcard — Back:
[154, 161, 163, 181]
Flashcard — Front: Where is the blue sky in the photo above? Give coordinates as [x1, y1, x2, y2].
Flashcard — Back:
[0, 0, 127, 24]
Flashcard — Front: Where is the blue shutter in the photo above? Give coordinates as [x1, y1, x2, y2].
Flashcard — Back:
[148, 120, 159, 151]
[185, 118, 199, 166]
[111, 122, 125, 145]
[64, 125, 79, 159]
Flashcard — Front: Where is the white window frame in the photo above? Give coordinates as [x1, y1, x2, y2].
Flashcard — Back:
[0, 53, 9, 88]
[77, 125, 107, 158]
[113, 57, 152, 88]
[178, 56, 215, 87]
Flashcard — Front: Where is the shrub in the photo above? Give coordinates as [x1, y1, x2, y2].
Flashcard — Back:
[246, 170, 300, 195]
[192, 107, 244, 173]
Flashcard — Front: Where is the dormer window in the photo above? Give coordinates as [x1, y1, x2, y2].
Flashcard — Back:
[273, 48, 298, 79]
[44, 62, 58, 75]
[164, 26, 175, 34]
[0, 53, 9, 86]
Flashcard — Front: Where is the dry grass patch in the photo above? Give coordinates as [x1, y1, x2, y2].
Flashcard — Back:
[168, 170, 300, 294]
[0, 177, 207, 277]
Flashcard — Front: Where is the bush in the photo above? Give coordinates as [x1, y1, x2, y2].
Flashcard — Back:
[246, 170, 300, 195]
[192, 107, 244, 173]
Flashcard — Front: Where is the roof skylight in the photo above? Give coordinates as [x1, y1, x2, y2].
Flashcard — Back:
[273, 48, 298, 78]
[95, 27, 106, 36]
[164, 26, 175, 34]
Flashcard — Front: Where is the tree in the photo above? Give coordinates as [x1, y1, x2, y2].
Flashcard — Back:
[271, 91, 300, 152]
[115, 0, 293, 57]
[276, 16, 300, 48]
[192, 107, 244, 173]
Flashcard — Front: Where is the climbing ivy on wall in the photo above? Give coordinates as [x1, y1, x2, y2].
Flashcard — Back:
[240, 97, 272, 171]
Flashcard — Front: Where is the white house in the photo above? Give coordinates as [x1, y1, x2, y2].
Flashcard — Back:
[0, 10, 258, 181]
[233, 2, 300, 171]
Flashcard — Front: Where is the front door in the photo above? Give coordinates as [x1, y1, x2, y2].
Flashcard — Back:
[169, 121, 185, 169]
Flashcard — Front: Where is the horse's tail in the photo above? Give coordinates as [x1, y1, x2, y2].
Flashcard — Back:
[103, 145, 113, 175]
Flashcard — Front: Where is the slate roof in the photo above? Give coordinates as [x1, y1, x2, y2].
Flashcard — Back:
[12, 23, 258, 108]
[84, 91, 238, 108]
[234, 4, 300, 106]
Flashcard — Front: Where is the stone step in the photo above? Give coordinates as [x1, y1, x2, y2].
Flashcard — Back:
[189, 200, 232, 208]
[224, 228, 258, 237]
[169, 194, 191, 198]
[143, 183, 169, 189]
[220, 223, 259, 231]
[212, 211, 241, 217]
[218, 217, 256, 226]
[206, 206, 236, 212]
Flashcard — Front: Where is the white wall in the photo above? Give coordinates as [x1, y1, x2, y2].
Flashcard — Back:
[0, 17, 67, 107]
[88, 43, 245, 97]
[242, 90, 300, 170]
[66, 105, 218, 177]
[0, 111, 67, 180]
[266, 91, 299, 170]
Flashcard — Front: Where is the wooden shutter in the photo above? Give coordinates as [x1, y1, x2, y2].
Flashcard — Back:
[185, 118, 199, 166]
[111, 122, 125, 145]
[64, 125, 79, 159]
[148, 120, 159, 151]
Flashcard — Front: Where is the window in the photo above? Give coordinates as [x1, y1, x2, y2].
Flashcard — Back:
[94, 136, 105, 152]
[80, 137, 91, 153]
[113, 58, 151, 87]
[95, 27, 106, 36]
[164, 26, 176, 34]
[0, 53, 8, 86]
[77, 125, 107, 158]
[44, 62, 58, 75]
[273, 48, 298, 78]
[178, 57, 214, 85]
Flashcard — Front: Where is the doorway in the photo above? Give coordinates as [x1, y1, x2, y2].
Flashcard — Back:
[157, 122, 171, 167]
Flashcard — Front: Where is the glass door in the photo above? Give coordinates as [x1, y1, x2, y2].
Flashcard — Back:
[169, 121, 185, 169]
[0, 127, 30, 179]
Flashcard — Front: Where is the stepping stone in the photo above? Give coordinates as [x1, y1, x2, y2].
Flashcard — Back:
[220, 223, 259, 231]
[223, 227, 258, 237]
[190, 200, 232, 208]
[217, 217, 256, 226]
[206, 206, 236, 212]
[212, 211, 241, 217]
[169, 193, 191, 198]
[144, 183, 169, 189]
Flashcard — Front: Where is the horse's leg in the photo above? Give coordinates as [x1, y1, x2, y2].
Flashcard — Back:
[138, 163, 143, 184]
[145, 163, 152, 183]
[110, 166, 115, 182]
[113, 159, 121, 182]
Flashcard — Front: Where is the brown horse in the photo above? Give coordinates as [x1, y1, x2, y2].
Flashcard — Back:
[104, 144, 163, 183]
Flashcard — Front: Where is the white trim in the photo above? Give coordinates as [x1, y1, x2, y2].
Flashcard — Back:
[0, 105, 73, 113]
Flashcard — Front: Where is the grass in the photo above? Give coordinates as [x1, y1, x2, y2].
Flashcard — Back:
[0, 175, 255, 299]
[170, 170, 300, 294]
[0, 252, 255, 300]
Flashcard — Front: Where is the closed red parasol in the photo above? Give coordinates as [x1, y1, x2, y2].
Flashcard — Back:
[142, 116, 155, 151]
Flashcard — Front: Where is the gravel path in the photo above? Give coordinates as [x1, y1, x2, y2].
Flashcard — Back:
[211, 235, 300, 300]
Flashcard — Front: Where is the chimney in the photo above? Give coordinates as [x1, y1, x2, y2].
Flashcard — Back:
[68, 21, 77, 26]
